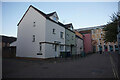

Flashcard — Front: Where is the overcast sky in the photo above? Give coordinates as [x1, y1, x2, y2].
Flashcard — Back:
[2, 2, 118, 37]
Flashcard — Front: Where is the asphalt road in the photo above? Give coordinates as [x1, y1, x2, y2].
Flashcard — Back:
[2, 53, 119, 79]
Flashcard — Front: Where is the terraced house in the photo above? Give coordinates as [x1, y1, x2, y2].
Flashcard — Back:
[16, 5, 81, 58]
[64, 23, 76, 55]
[76, 28, 93, 54]
[74, 31, 84, 55]
[17, 5, 66, 58]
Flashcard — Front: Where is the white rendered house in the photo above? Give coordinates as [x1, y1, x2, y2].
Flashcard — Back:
[16, 5, 65, 58]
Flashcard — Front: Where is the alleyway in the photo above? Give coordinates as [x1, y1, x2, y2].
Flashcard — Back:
[2, 53, 119, 79]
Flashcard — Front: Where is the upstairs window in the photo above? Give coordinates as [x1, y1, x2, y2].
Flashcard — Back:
[69, 26, 73, 30]
[32, 35, 35, 42]
[67, 34, 69, 37]
[67, 34, 69, 41]
[60, 32, 64, 39]
[72, 36, 74, 40]
[33, 22, 36, 27]
[53, 29, 56, 34]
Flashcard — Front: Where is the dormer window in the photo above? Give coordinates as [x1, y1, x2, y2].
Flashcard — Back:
[69, 26, 73, 30]
[50, 16, 58, 22]
[65, 23, 74, 30]
[47, 12, 59, 22]
[53, 17, 57, 21]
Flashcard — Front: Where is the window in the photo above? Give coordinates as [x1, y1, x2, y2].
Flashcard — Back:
[99, 45, 102, 51]
[67, 34, 69, 37]
[115, 45, 118, 51]
[72, 36, 74, 40]
[60, 32, 64, 38]
[69, 27, 73, 30]
[67, 34, 69, 41]
[109, 45, 113, 51]
[53, 17, 57, 21]
[104, 45, 108, 51]
[32, 35, 35, 42]
[33, 22, 36, 27]
[53, 29, 55, 34]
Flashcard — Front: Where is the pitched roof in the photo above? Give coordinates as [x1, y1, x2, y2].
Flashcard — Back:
[17, 5, 75, 33]
[17, 5, 48, 26]
[74, 31, 83, 40]
[17, 5, 63, 27]
[64, 23, 73, 29]
[47, 12, 56, 17]
[75, 35, 83, 40]
[75, 25, 105, 31]
[1, 35, 17, 44]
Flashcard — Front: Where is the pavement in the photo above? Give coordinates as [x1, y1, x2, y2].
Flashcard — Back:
[2, 52, 119, 79]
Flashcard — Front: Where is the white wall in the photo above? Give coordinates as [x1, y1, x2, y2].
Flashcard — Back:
[45, 19, 65, 58]
[17, 7, 46, 58]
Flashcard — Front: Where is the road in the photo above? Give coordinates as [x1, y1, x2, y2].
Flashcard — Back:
[2, 53, 119, 79]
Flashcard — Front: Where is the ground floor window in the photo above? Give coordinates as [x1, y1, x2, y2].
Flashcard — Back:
[99, 45, 102, 51]
[115, 45, 118, 51]
[109, 45, 113, 51]
[104, 45, 108, 51]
